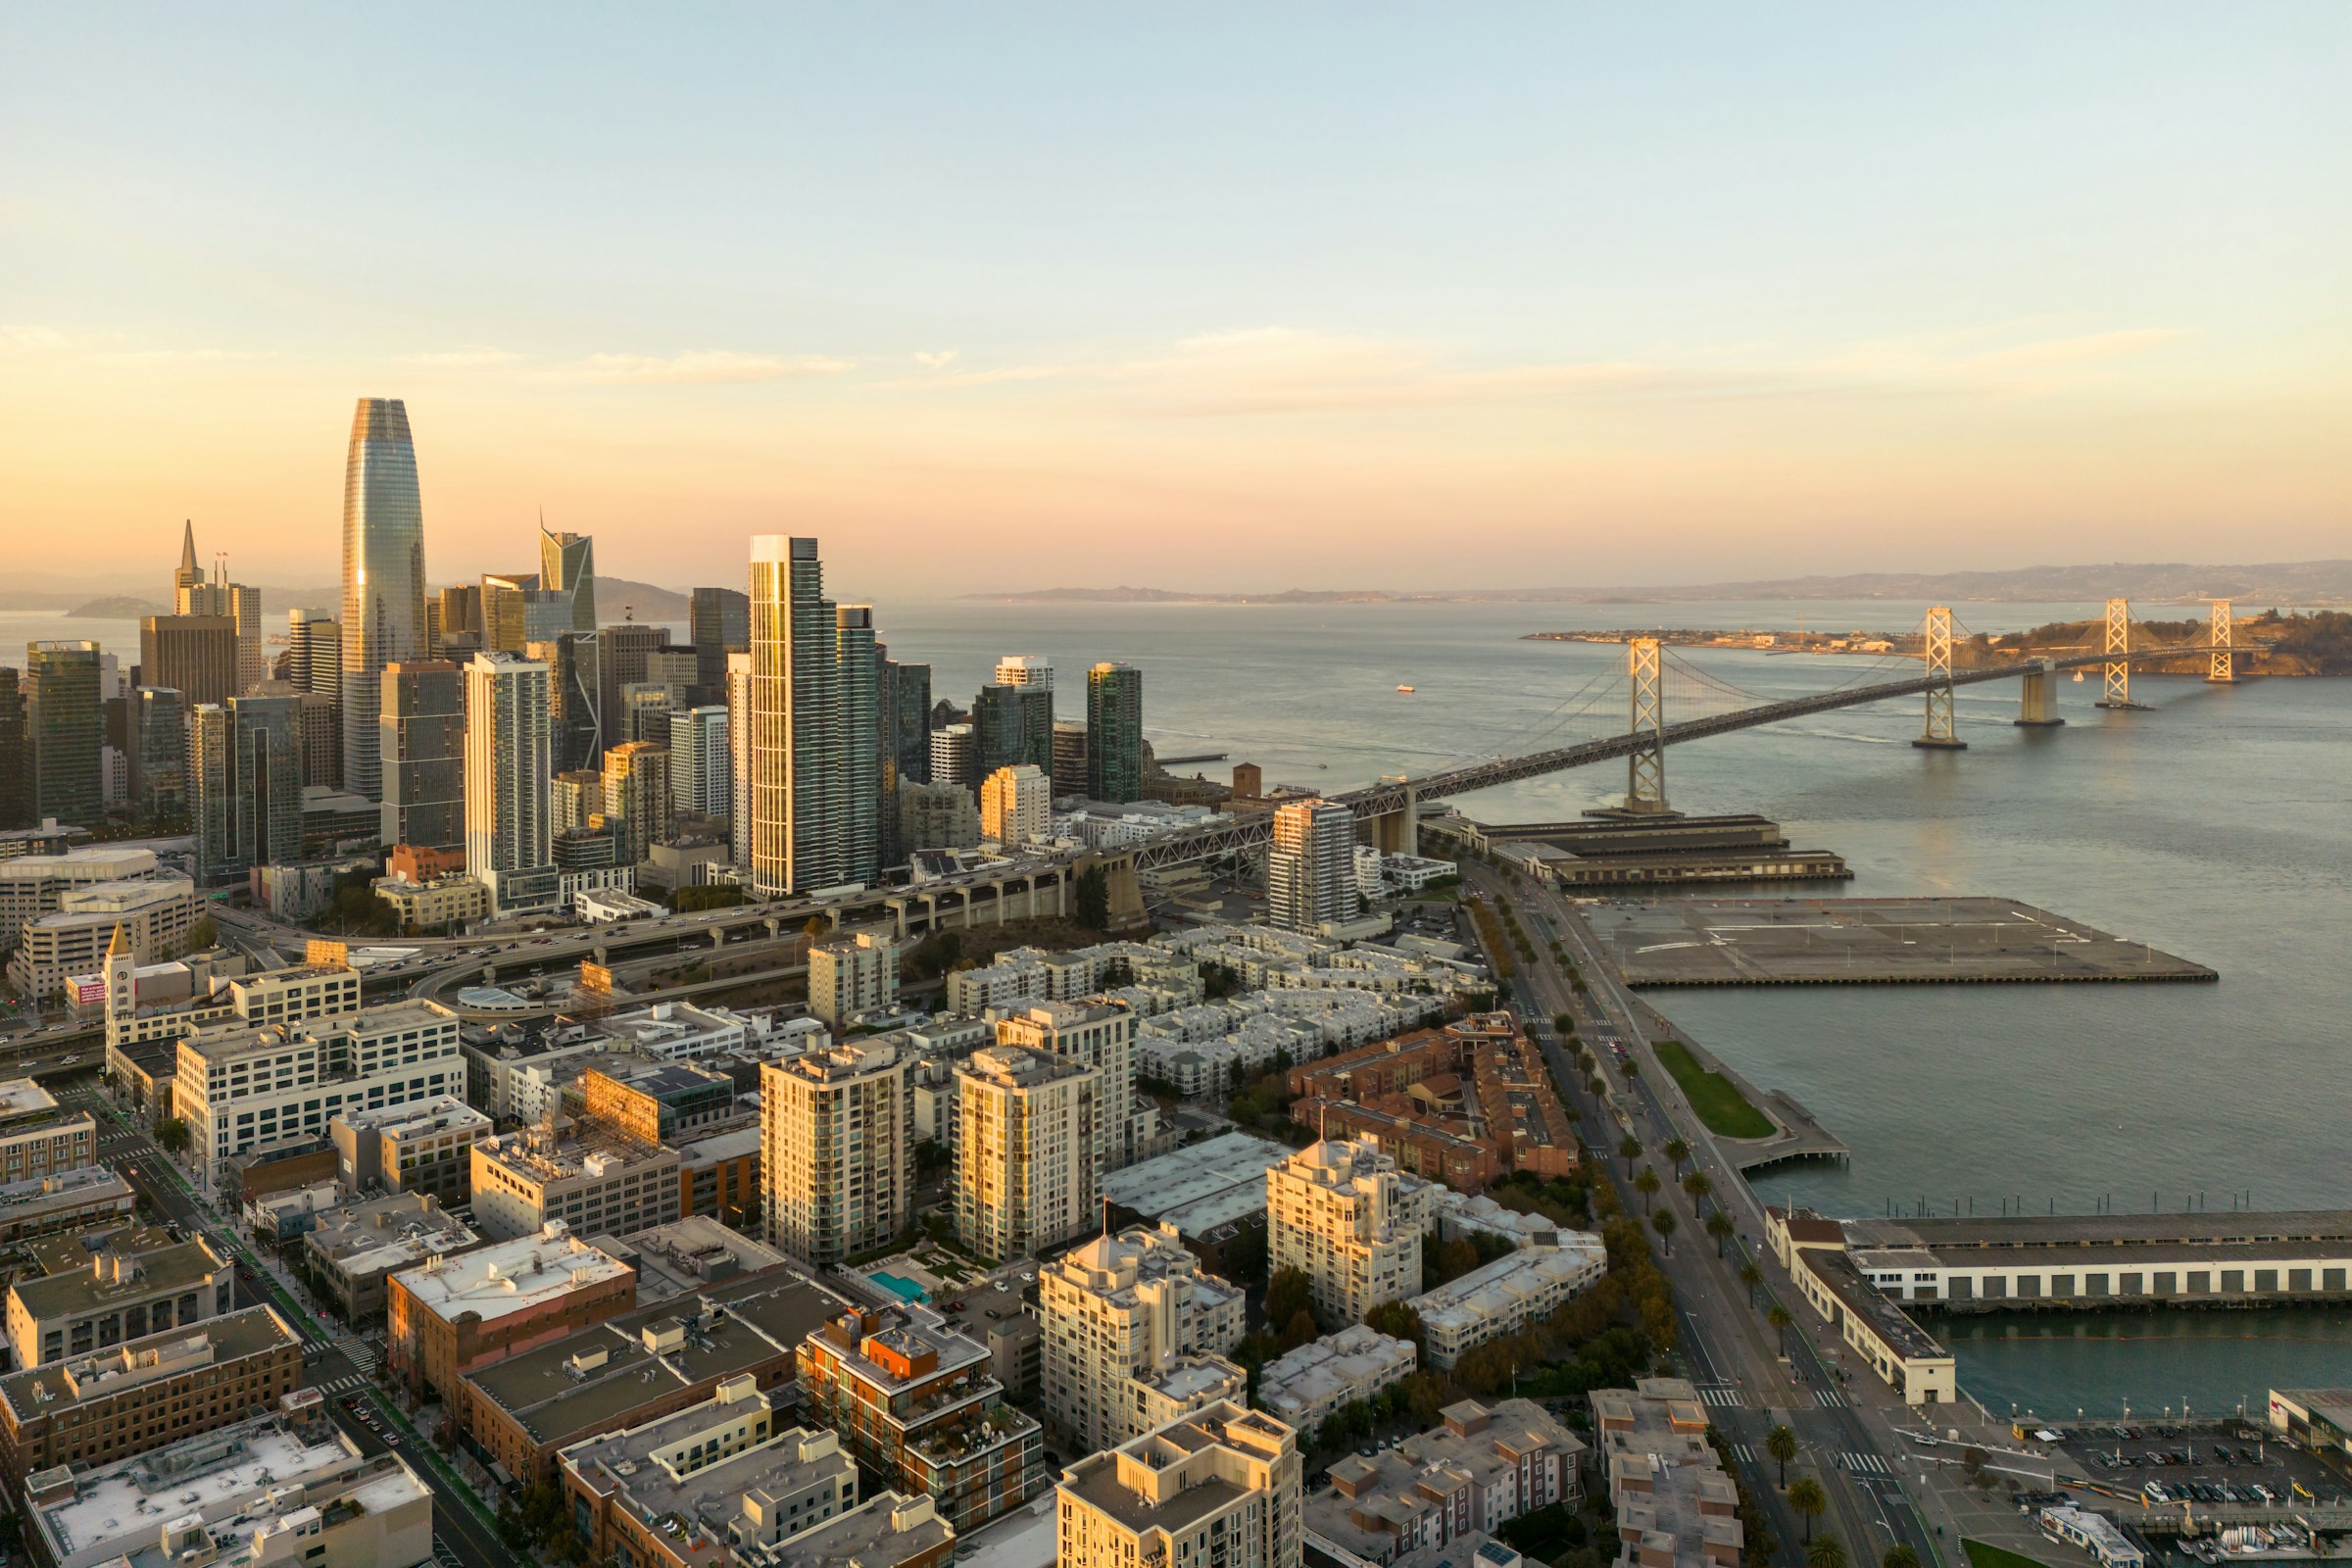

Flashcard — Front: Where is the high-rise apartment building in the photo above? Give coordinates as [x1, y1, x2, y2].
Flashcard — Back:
[379, 661, 466, 856]
[539, 524, 598, 632]
[1265, 1135, 1424, 1329]
[955, 1047, 1097, 1262]
[1268, 798, 1356, 935]
[885, 658, 932, 787]
[996, 1002, 1143, 1174]
[1038, 1225, 1248, 1454]
[972, 684, 1053, 780]
[928, 723, 975, 794]
[760, 1039, 911, 1267]
[690, 586, 750, 704]
[898, 780, 980, 851]
[0, 670, 29, 832]
[138, 614, 238, 710]
[25, 643, 103, 828]
[437, 584, 481, 645]
[465, 651, 554, 912]
[980, 764, 1052, 848]
[1052, 720, 1088, 797]
[994, 655, 1053, 693]
[1086, 662, 1145, 804]
[190, 695, 303, 881]
[551, 769, 605, 834]
[538, 630, 603, 774]
[286, 609, 342, 699]
[128, 687, 188, 821]
[601, 741, 672, 866]
[747, 537, 843, 897]
[836, 606, 881, 885]
[726, 652, 752, 869]
[342, 397, 428, 800]
[595, 623, 668, 751]
[1055, 1402, 1302, 1568]
[668, 705, 729, 820]
[807, 930, 898, 1029]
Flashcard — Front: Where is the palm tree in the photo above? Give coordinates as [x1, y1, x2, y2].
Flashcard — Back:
[1740, 1260, 1763, 1306]
[1764, 1423, 1799, 1487]
[1664, 1137, 1690, 1177]
[1809, 1535, 1849, 1568]
[1788, 1477, 1828, 1543]
[1617, 1134, 1641, 1178]
[1684, 1170, 1713, 1213]
[1635, 1169, 1661, 1213]
[1883, 1546, 1923, 1568]
[1707, 1210, 1736, 1257]
[1767, 1302, 1793, 1355]
[1651, 1208, 1678, 1255]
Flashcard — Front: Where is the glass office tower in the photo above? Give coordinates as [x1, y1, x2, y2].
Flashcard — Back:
[340, 397, 427, 801]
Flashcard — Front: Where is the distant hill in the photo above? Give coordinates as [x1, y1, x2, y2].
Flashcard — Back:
[69, 596, 170, 619]
[247, 576, 693, 626]
[968, 561, 2352, 607]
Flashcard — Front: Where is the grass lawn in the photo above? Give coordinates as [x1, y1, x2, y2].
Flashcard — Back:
[1652, 1038, 1776, 1139]
[1964, 1541, 2061, 1568]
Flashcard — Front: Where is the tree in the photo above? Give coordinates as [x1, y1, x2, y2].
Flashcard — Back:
[1364, 1300, 1426, 1355]
[1765, 1424, 1799, 1487]
[1265, 1267, 1313, 1334]
[1684, 1170, 1713, 1212]
[1962, 1446, 1989, 1485]
[1634, 1169, 1660, 1213]
[1074, 865, 1110, 931]
[1650, 1208, 1677, 1255]
[1767, 1302, 1793, 1355]
[1281, 1308, 1318, 1350]
[1664, 1137, 1690, 1177]
[1617, 1135, 1640, 1179]
[1740, 1260, 1763, 1306]
[1707, 1210, 1736, 1257]
[1788, 1477, 1827, 1543]
[802, 915, 829, 940]
[1884, 1546, 1923, 1568]
[154, 1115, 190, 1152]
[1808, 1536, 1849, 1568]
[187, 915, 219, 952]
[1553, 1012, 1575, 1035]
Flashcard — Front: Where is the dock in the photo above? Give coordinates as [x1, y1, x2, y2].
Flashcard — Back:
[1626, 999, 1849, 1173]
[1597, 897, 2216, 986]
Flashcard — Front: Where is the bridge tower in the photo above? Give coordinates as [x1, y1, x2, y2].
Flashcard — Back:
[1913, 606, 1966, 750]
[2208, 599, 2236, 684]
[2096, 598, 2144, 710]
[1624, 638, 1669, 812]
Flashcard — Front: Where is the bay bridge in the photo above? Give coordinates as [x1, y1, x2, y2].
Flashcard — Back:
[1126, 597, 2269, 872]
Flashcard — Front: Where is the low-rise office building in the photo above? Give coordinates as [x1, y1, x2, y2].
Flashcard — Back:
[567, 1057, 737, 1145]
[796, 1305, 1046, 1535]
[471, 1126, 683, 1242]
[461, 1273, 844, 1487]
[332, 1095, 491, 1204]
[0, 1304, 303, 1482]
[372, 871, 490, 934]
[25, 1405, 432, 1568]
[6, 1235, 233, 1368]
[1256, 1324, 1419, 1439]
[559, 1378, 857, 1568]
[1039, 1223, 1248, 1454]
[0, 848, 162, 946]
[1306, 1398, 1581, 1568]
[0, 1079, 96, 1185]
[10, 880, 203, 1002]
[0, 1165, 135, 1244]
[303, 1192, 480, 1322]
[1055, 1400, 1303, 1568]
[386, 1220, 636, 1404]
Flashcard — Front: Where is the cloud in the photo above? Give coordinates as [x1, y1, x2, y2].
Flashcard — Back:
[557, 350, 857, 385]
[1957, 328, 2187, 375]
[400, 347, 523, 369]
[912, 350, 957, 368]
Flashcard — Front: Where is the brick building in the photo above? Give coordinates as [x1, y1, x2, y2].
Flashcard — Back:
[386, 1221, 636, 1404]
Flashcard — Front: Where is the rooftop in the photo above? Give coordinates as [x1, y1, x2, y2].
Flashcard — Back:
[474, 1128, 678, 1188]
[564, 1400, 851, 1552]
[332, 1094, 490, 1139]
[1097, 1131, 1293, 1236]
[757, 1491, 953, 1568]
[388, 1222, 632, 1324]
[1059, 1402, 1294, 1538]
[1841, 1209, 2352, 1252]
[306, 1193, 478, 1278]
[0, 1305, 299, 1422]
[0, 1164, 133, 1218]
[1412, 1238, 1609, 1339]
[12, 1238, 227, 1323]
[1308, 1398, 1582, 1561]
[596, 1216, 790, 1300]
[0, 1078, 61, 1120]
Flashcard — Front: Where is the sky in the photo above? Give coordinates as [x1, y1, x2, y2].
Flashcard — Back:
[2, 5, 2348, 596]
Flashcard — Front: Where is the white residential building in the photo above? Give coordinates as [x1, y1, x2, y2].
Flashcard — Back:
[172, 1002, 464, 1184]
[996, 1001, 1143, 1173]
[1411, 1236, 1609, 1368]
[668, 704, 731, 819]
[1040, 1224, 1250, 1456]
[1056, 1401, 1303, 1568]
[980, 763, 1053, 848]
[465, 651, 555, 914]
[807, 930, 897, 1029]
[1266, 1136, 1425, 1330]
[1267, 798, 1355, 935]
[760, 1039, 912, 1268]
[954, 1046, 1097, 1261]
[593, 1001, 779, 1061]
[1256, 1324, 1418, 1438]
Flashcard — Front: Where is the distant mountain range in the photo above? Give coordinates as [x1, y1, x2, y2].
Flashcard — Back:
[967, 561, 2352, 607]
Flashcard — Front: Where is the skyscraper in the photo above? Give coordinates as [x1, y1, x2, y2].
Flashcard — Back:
[746, 536, 842, 897]
[190, 695, 302, 881]
[286, 611, 342, 700]
[726, 651, 752, 870]
[1267, 798, 1356, 935]
[760, 1040, 913, 1267]
[690, 586, 750, 704]
[1086, 662, 1145, 804]
[538, 523, 597, 632]
[138, 615, 238, 710]
[1052, 720, 1088, 798]
[0, 669, 33, 831]
[981, 763, 1052, 848]
[973, 684, 1053, 779]
[837, 606, 881, 886]
[886, 659, 932, 787]
[25, 642, 103, 828]
[601, 741, 672, 866]
[929, 722, 975, 794]
[669, 705, 730, 820]
[172, 519, 205, 600]
[341, 398, 427, 801]
[995, 655, 1054, 694]
[955, 1047, 1097, 1262]
[127, 687, 187, 822]
[379, 661, 465, 855]
[176, 555, 264, 696]
[538, 631, 602, 775]
[465, 651, 554, 912]
[595, 622, 668, 752]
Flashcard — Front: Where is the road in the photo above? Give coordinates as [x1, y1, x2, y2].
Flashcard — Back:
[65, 1077, 513, 1568]
[1463, 864, 1943, 1568]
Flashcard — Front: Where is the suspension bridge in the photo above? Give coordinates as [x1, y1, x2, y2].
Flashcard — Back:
[1128, 598, 2269, 870]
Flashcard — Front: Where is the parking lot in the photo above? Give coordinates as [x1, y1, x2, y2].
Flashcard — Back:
[2060, 1422, 2350, 1511]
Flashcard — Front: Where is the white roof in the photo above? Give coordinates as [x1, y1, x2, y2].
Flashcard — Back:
[389, 1222, 631, 1324]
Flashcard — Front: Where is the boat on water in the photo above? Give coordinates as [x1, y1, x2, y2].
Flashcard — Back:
[2073, 670, 2085, 682]
[1396, 684, 1415, 693]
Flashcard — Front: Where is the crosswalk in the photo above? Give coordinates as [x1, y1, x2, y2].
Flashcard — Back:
[1697, 1384, 1744, 1408]
[344, 1340, 380, 1375]
[431, 1537, 465, 1568]
[1732, 1444, 1757, 1464]
[1837, 1450, 1895, 1477]
[1814, 1388, 1848, 1407]
[317, 1372, 372, 1396]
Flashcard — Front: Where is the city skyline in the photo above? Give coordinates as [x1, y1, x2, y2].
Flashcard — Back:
[4, 9, 2347, 592]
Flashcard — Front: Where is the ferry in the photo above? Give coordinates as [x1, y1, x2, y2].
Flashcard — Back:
[1396, 684, 1415, 694]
